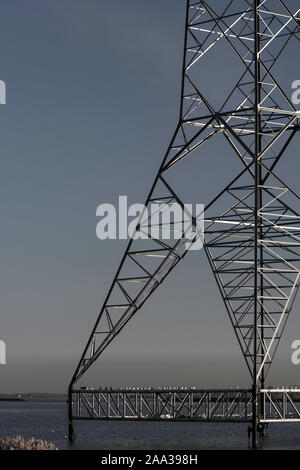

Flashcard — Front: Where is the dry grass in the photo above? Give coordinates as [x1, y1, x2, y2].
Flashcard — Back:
[0, 435, 58, 450]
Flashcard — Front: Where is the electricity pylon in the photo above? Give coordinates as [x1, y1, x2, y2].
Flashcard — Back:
[69, 1, 300, 448]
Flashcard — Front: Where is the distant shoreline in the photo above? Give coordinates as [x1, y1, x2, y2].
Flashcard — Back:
[0, 393, 67, 402]
[0, 397, 25, 402]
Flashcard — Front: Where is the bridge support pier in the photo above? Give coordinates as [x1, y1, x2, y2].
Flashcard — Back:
[68, 385, 75, 443]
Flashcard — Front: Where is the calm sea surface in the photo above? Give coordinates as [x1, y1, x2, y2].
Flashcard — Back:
[0, 399, 300, 450]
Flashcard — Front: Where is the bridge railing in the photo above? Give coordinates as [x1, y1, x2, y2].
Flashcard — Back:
[71, 387, 300, 423]
[71, 388, 253, 422]
[260, 389, 300, 423]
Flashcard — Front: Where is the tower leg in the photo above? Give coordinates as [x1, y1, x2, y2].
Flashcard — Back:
[68, 385, 75, 442]
[250, 385, 260, 449]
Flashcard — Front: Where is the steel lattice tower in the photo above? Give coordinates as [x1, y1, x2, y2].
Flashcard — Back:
[69, 1, 300, 447]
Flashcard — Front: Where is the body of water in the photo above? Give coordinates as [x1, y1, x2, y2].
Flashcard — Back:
[0, 399, 300, 450]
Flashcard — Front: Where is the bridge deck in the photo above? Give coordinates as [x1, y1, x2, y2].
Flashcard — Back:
[70, 387, 300, 423]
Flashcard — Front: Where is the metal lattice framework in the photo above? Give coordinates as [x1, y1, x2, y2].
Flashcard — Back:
[69, 1, 300, 446]
[72, 388, 253, 422]
[71, 387, 300, 423]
